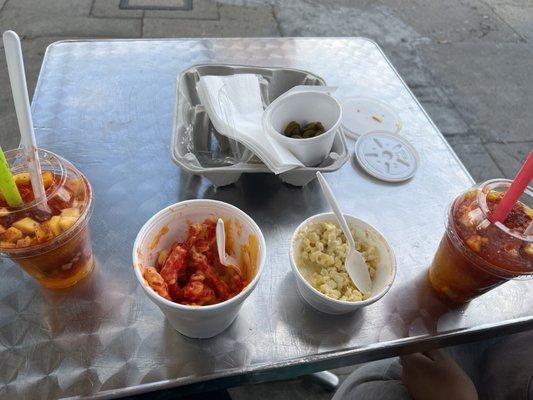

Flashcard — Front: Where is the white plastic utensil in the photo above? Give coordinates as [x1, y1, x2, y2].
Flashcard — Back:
[216, 218, 242, 275]
[315, 171, 372, 294]
[3, 30, 48, 209]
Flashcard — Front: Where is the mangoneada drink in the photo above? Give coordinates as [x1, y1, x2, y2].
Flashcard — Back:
[429, 179, 533, 304]
[0, 148, 94, 289]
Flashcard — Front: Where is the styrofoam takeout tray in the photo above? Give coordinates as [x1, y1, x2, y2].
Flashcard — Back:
[171, 64, 349, 187]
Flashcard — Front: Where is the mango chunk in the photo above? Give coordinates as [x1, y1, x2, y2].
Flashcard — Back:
[0, 241, 16, 249]
[61, 208, 80, 218]
[14, 172, 30, 185]
[48, 216, 62, 236]
[65, 178, 83, 195]
[525, 243, 533, 257]
[466, 234, 488, 253]
[59, 216, 77, 231]
[16, 236, 32, 248]
[3, 227, 23, 242]
[42, 171, 54, 189]
[0, 224, 5, 235]
[486, 190, 503, 202]
[35, 224, 54, 243]
[13, 217, 39, 234]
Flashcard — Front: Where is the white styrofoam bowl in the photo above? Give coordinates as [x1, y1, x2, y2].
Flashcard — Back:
[290, 213, 396, 315]
[264, 91, 342, 167]
[133, 199, 266, 338]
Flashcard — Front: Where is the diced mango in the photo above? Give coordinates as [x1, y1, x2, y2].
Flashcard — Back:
[61, 208, 80, 218]
[12, 217, 39, 234]
[65, 178, 83, 195]
[35, 224, 54, 243]
[464, 190, 476, 200]
[157, 249, 169, 267]
[487, 190, 503, 202]
[42, 171, 54, 189]
[466, 234, 488, 253]
[0, 207, 9, 217]
[0, 241, 16, 249]
[506, 247, 519, 257]
[0, 224, 5, 235]
[16, 236, 32, 248]
[59, 216, 77, 231]
[3, 227, 23, 242]
[525, 243, 533, 257]
[14, 172, 30, 185]
[47, 216, 62, 236]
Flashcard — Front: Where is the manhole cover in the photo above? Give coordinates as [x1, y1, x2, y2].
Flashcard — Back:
[119, 0, 192, 10]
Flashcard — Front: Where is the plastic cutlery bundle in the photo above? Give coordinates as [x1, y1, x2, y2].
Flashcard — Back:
[196, 74, 303, 174]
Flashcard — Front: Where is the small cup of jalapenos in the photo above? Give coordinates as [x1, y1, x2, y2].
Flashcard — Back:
[283, 121, 326, 139]
[264, 91, 342, 166]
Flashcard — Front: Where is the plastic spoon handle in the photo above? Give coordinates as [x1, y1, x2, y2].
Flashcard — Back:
[216, 218, 227, 265]
[316, 172, 356, 250]
[3, 30, 47, 206]
[216, 218, 242, 275]
[316, 172, 372, 293]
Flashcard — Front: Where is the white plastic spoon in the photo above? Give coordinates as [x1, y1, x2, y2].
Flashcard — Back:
[3, 31, 48, 210]
[216, 218, 242, 275]
[316, 171, 372, 294]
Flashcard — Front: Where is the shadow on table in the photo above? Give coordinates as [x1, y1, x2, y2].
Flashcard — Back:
[40, 255, 146, 336]
[382, 269, 466, 338]
[199, 172, 328, 223]
[276, 271, 365, 349]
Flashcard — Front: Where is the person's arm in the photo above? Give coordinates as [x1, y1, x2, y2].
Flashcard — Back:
[400, 349, 478, 400]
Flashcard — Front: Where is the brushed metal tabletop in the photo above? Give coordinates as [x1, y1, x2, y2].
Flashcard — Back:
[1, 38, 532, 400]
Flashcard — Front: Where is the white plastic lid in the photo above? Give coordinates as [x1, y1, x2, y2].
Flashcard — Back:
[340, 97, 402, 139]
[354, 130, 419, 182]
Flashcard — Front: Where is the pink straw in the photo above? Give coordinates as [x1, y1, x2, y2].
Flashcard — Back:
[490, 149, 533, 223]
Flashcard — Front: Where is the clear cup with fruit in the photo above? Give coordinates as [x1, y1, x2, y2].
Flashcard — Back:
[0, 148, 94, 289]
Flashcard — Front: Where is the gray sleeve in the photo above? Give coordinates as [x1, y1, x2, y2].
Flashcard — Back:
[477, 331, 533, 400]
[333, 358, 412, 400]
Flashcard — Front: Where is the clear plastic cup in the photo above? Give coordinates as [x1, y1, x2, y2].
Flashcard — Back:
[0, 148, 94, 289]
[429, 179, 533, 303]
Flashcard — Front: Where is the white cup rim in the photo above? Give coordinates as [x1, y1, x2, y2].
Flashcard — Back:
[266, 91, 343, 142]
[290, 212, 396, 306]
[133, 199, 266, 312]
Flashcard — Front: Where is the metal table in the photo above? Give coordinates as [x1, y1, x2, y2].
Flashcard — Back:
[1, 38, 532, 400]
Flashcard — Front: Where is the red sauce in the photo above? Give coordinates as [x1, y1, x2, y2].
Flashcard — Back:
[453, 191, 532, 274]
[144, 218, 248, 306]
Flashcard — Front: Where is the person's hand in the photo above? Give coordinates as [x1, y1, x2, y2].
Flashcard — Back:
[400, 349, 478, 400]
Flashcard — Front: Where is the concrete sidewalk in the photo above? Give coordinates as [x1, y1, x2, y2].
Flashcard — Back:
[0, 1, 531, 399]
[0, 0, 531, 182]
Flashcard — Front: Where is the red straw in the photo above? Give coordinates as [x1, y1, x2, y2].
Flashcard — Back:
[490, 149, 533, 223]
